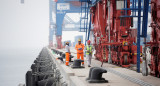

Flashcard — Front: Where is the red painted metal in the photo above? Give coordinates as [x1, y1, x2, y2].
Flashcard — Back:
[56, 35, 62, 49]
[91, 0, 142, 67]
[147, 0, 160, 77]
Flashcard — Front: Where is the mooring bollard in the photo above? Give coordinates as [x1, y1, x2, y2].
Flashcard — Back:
[26, 48, 67, 86]
[71, 59, 84, 68]
[26, 70, 32, 86]
[86, 67, 108, 83]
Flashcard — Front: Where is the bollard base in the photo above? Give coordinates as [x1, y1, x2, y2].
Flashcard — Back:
[88, 79, 108, 83]
[71, 65, 85, 69]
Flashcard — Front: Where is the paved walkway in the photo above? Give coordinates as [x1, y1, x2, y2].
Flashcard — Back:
[49, 47, 160, 86]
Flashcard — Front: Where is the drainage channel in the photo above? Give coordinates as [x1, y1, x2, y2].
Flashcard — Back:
[93, 64, 154, 86]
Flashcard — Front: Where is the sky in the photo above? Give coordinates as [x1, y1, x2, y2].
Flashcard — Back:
[0, 0, 50, 86]
[0, 1, 85, 85]
[0, 0, 49, 49]
[0, 0, 85, 49]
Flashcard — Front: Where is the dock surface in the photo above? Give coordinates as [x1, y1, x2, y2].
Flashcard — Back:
[47, 47, 160, 86]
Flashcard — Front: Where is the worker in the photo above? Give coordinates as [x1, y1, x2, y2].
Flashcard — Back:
[75, 39, 85, 65]
[65, 42, 70, 66]
[85, 40, 93, 67]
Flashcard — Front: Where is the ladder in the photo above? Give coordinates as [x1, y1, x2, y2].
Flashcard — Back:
[80, 1, 89, 32]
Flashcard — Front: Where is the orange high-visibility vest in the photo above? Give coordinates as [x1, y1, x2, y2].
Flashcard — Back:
[65, 52, 70, 66]
[75, 43, 85, 53]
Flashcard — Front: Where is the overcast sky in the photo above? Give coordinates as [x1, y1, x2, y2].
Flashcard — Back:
[0, 1, 85, 85]
[0, 0, 49, 49]
[0, 0, 86, 50]
[0, 1, 50, 85]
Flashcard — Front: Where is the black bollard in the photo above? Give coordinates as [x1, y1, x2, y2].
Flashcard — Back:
[87, 67, 108, 83]
[57, 57, 64, 63]
[31, 64, 37, 73]
[26, 71, 32, 86]
[38, 78, 56, 86]
[71, 59, 84, 68]
[59, 52, 63, 56]
[34, 59, 38, 63]
[39, 65, 52, 72]
[62, 53, 65, 58]
[38, 74, 52, 81]
[69, 55, 74, 62]
[86, 67, 99, 80]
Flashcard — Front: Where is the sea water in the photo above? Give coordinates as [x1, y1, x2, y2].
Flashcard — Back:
[0, 47, 42, 86]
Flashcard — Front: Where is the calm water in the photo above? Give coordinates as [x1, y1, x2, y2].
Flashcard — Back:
[0, 47, 42, 86]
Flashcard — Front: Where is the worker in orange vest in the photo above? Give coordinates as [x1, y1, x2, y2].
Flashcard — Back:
[65, 42, 70, 66]
[75, 39, 85, 65]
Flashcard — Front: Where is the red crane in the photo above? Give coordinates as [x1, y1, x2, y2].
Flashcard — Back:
[147, 0, 160, 77]
[90, 0, 142, 67]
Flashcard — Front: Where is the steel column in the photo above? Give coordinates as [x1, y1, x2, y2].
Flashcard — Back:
[108, 1, 111, 64]
[87, 14, 92, 40]
[142, 0, 150, 76]
[137, 0, 142, 73]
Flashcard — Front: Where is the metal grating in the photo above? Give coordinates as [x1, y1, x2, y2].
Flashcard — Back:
[93, 63, 154, 86]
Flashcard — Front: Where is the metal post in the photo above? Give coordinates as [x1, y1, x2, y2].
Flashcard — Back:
[142, 0, 149, 37]
[135, 0, 136, 16]
[142, 38, 148, 75]
[132, 0, 134, 16]
[87, 14, 92, 40]
[137, 0, 142, 73]
[125, 0, 127, 15]
[84, 2, 86, 31]
[108, 1, 112, 64]
[80, 2, 82, 30]
[85, 2, 88, 46]
[124, 0, 126, 11]
[142, 0, 149, 76]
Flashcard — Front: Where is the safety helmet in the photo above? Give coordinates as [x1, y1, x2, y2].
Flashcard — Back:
[66, 42, 69, 45]
[87, 40, 91, 44]
[78, 39, 81, 41]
